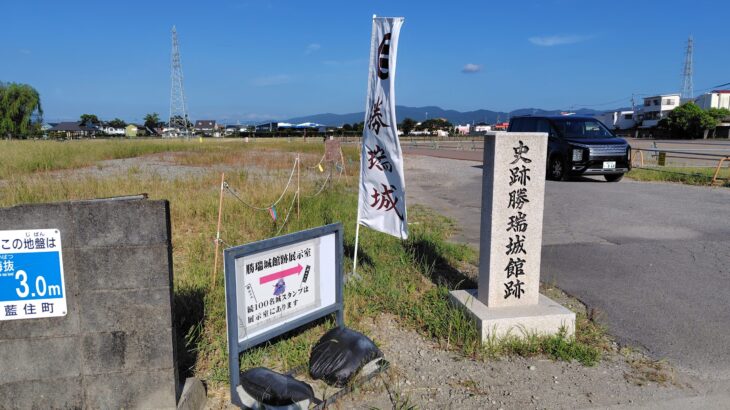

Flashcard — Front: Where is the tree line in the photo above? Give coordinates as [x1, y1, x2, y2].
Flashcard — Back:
[0, 82, 42, 138]
[658, 102, 730, 139]
[340, 118, 453, 135]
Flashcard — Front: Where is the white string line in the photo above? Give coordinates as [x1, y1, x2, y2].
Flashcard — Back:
[275, 190, 299, 236]
[223, 157, 298, 210]
[303, 170, 332, 198]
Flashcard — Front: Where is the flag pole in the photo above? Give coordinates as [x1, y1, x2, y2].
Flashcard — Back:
[212, 172, 225, 287]
[353, 13, 377, 278]
[352, 208, 361, 277]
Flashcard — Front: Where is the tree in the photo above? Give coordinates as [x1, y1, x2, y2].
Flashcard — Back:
[108, 118, 126, 128]
[144, 112, 161, 129]
[0, 82, 43, 138]
[707, 107, 730, 122]
[416, 118, 452, 131]
[658, 102, 718, 139]
[342, 123, 352, 131]
[400, 117, 416, 135]
[80, 114, 99, 126]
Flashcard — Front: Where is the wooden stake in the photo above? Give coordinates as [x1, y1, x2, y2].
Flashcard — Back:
[339, 147, 346, 175]
[212, 172, 225, 287]
[296, 155, 301, 220]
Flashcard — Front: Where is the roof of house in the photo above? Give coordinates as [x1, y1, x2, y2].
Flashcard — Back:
[712, 90, 730, 94]
[195, 120, 216, 127]
[49, 122, 96, 132]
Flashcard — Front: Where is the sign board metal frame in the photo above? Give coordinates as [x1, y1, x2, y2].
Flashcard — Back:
[223, 223, 344, 407]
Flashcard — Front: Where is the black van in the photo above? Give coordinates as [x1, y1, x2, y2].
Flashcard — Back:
[508, 115, 631, 182]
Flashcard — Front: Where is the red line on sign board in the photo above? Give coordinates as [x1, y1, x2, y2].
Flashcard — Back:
[259, 263, 303, 285]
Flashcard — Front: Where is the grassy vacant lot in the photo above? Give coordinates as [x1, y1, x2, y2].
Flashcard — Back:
[0, 138, 605, 387]
[628, 166, 730, 187]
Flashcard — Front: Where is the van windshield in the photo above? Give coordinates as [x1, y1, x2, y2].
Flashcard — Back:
[551, 118, 615, 139]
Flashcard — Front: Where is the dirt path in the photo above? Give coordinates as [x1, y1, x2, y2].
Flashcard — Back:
[340, 314, 696, 410]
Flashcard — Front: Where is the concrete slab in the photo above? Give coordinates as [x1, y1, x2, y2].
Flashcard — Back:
[449, 289, 575, 340]
[177, 378, 207, 410]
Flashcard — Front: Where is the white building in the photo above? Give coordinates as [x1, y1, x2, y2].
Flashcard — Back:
[695, 90, 730, 110]
[98, 125, 125, 136]
[474, 123, 491, 133]
[454, 124, 471, 135]
[637, 94, 680, 128]
[594, 110, 635, 130]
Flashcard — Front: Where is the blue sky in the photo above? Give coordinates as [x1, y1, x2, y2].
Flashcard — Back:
[3, 0, 728, 123]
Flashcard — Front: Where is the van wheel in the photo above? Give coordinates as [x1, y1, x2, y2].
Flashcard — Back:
[548, 156, 566, 181]
[604, 174, 624, 182]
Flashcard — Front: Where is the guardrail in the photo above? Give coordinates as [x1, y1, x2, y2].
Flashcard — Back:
[403, 139, 484, 151]
[631, 147, 730, 185]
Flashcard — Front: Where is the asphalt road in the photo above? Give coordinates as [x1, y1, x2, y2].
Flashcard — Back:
[405, 151, 730, 387]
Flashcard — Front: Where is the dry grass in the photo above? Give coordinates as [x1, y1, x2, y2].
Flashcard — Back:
[0, 138, 607, 389]
[623, 355, 678, 387]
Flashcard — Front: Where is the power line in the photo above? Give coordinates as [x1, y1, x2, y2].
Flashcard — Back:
[570, 96, 631, 109]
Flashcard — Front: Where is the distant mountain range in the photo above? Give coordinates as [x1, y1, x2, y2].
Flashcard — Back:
[284, 105, 614, 126]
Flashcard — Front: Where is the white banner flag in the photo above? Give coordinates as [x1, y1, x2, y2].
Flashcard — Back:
[357, 16, 407, 240]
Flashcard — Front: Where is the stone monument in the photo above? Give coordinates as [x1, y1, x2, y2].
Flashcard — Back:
[450, 132, 575, 340]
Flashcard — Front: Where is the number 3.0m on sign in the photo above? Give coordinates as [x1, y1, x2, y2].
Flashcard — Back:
[0, 229, 67, 321]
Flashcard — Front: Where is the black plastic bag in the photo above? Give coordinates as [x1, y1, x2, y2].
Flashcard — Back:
[309, 327, 383, 387]
[239, 367, 314, 407]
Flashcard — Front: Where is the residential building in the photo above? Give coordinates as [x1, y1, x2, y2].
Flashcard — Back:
[474, 122, 492, 132]
[255, 122, 293, 132]
[637, 94, 680, 127]
[454, 124, 471, 135]
[194, 120, 216, 134]
[695, 90, 730, 110]
[594, 110, 635, 130]
[99, 125, 125, 136]
[48, 122, 96, 138]
[125, 124, 138, 137]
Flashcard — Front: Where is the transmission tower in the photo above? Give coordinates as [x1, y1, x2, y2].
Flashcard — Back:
[168, 26, 189, 137]
[680, 36, 694, 100]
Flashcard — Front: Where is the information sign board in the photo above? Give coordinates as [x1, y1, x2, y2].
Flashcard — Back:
[223, 223, 343, 407]
[0, 229, 67, 321]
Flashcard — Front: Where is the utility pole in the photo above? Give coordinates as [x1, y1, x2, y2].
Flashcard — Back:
[680, 36, 694, 100]
[169, 26, 190, 137]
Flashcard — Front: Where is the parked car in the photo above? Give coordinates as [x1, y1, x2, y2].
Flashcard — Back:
[507, 115, 631, 182]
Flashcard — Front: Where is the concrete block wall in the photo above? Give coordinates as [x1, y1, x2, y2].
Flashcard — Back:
[0, 198, 179, 409]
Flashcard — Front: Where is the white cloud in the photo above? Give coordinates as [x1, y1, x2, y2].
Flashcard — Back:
[305, 43, 321, 54]
[528, 35, 591, 46]
[251, 74, 292, 87]
[462, 63, 481, 74]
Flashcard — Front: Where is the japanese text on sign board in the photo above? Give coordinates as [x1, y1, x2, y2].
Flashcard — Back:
[0, 229, 67, 321]
[236, 239, 320, 338]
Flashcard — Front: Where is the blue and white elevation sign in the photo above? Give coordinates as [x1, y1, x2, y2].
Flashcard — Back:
[0, 229, 67, 321]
